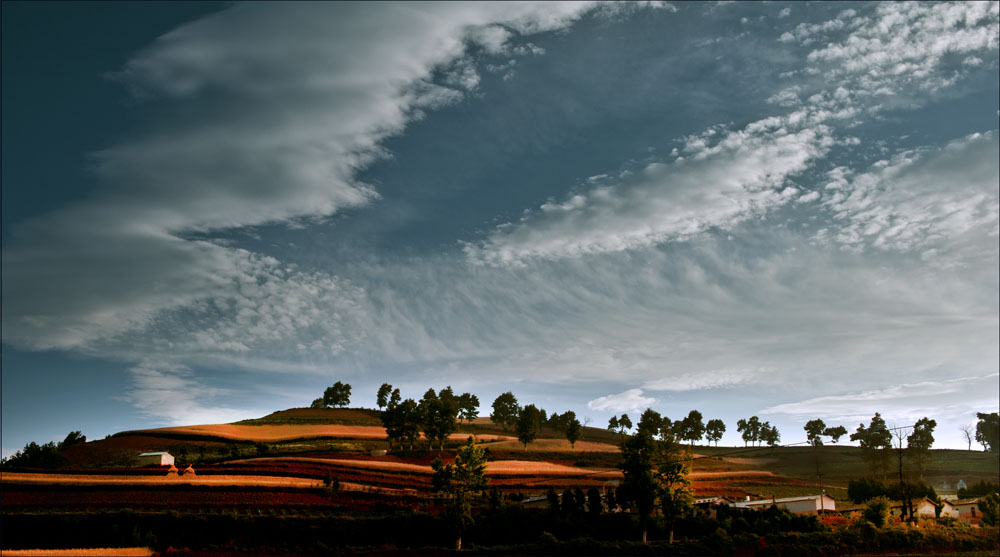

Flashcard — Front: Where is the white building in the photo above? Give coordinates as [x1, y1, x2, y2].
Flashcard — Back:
[731, 494, 836, 514]
[889, 497, 959, 519]
[137, 451, 175, 466]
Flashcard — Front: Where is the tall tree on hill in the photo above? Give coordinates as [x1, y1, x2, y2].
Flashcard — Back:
[490, 392, 519, 431]
[322, 381, 352, 408]
[618, 413, 633, 434]
[760, 422, 780, 452]
[805, 419, 827, 447]
[824, 425, 848, 443]
[851, 413, 893, 478]
[637, 408, 663, 439]
[679, 410, 705, 450]
[566, 415, 582, 449]
[516, 404, 542, 450]
[431, 437, 488, 550]
[420, 387, 459, 451]
[976, 412, 999, 453]
[457, 393, 480, 423]
[960, 424, 975, 451]
[704, 419, 725, 446]
[608, 415, 619, 433]
[376, 383, 393, 410]
[906, 417, 936, 477]
[737, 416, 761, 447]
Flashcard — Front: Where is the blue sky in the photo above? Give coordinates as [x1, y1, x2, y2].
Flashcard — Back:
[3, 1, 998, 457]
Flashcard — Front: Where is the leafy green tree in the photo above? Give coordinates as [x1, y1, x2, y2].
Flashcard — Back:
[862, 496, 892, 528]
[978, 493, 999, 526]
[975, 412, 998, 453]
[57, 431, 87, 450]
[906, 417, 936, 477]
[678, 410, 705, 450]
[637, 408, 663, 438]
[419, 388, 458, 451]
[490, 392, 519, 431]
[760, 422, 780, 448]
[390, 387, 401, 407]
[618, 413, 633, 432]
[397, 398, 422, 450]
[322, 381, 352, 407]
[457, 392, 480, 423]
[850, 413, 893, 478]
[431, 437, 488, 550]
[805, 419, 827, 447]
[376, 383, 393, 410]
[704, 419, 725, 446]
[516, 404, 542, 449]
[608, 415, 619, 433]
[824, 425, 848, 443]
[618, 408, 692, 544]
[737, 416, 761, 446]
[310, 397, 325, 409]
[1, 441, 66, 469]
[566, 416, 582, 449]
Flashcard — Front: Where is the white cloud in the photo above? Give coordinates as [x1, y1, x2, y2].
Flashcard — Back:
[643, 370, 756, 392]
[803, 2, 998, 95]
[120, 361, 258, 425]
[761, 374, 1000, 425]
[1, 2, 603, 352]
[466, 117, 833, 265]
[587, 389, 656, 412]
[817, 131, 999, 257]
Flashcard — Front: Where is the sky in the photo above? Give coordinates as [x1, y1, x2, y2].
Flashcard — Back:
[2, 1, 998, 457]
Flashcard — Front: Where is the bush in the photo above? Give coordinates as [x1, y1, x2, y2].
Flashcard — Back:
[861, 496, 891, 528]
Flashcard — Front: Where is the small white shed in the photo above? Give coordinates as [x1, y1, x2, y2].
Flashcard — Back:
[138, 451, 175, 466]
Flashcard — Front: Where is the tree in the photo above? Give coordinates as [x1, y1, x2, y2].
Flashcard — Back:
[490, 392, 519, 431]
[679, 410, 705, 450]
[58, 431, 87, 450]
[906, 417, 936, 477]
[587, 486, 603, 518]
[419, 388, 459, 451]
[960, 424, 975, 451]
[737, 416, 761, 447]
[310, 397, 325, 409]
[978, 493, 999, 527]
[704, 419, 725, 447]
[431, 437, 488, 550]
[376, 383, 393, 410]
[637, 408, 663, 439]
[975, 412, 999, 453]
[457, 393, 480, 423]
[850, 413, 893, 478]
[516, 404, 542, 449]
[566, 416, 582, 449]
[321, 381, 352, 408]
[382, 395, 421, 451]
[618, 408, 692, 544]
[1, 440, 66, 468]
[824, 425, 848, 443]
[805, 419, 827, 447]
[608, 416, 619, 433]
[760, 422, 780, 449]
[618, 413, 633, 432]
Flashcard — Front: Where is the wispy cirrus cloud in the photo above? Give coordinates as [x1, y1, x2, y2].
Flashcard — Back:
[1, 2, 606, 352]
[761, 374, 1000, 425]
